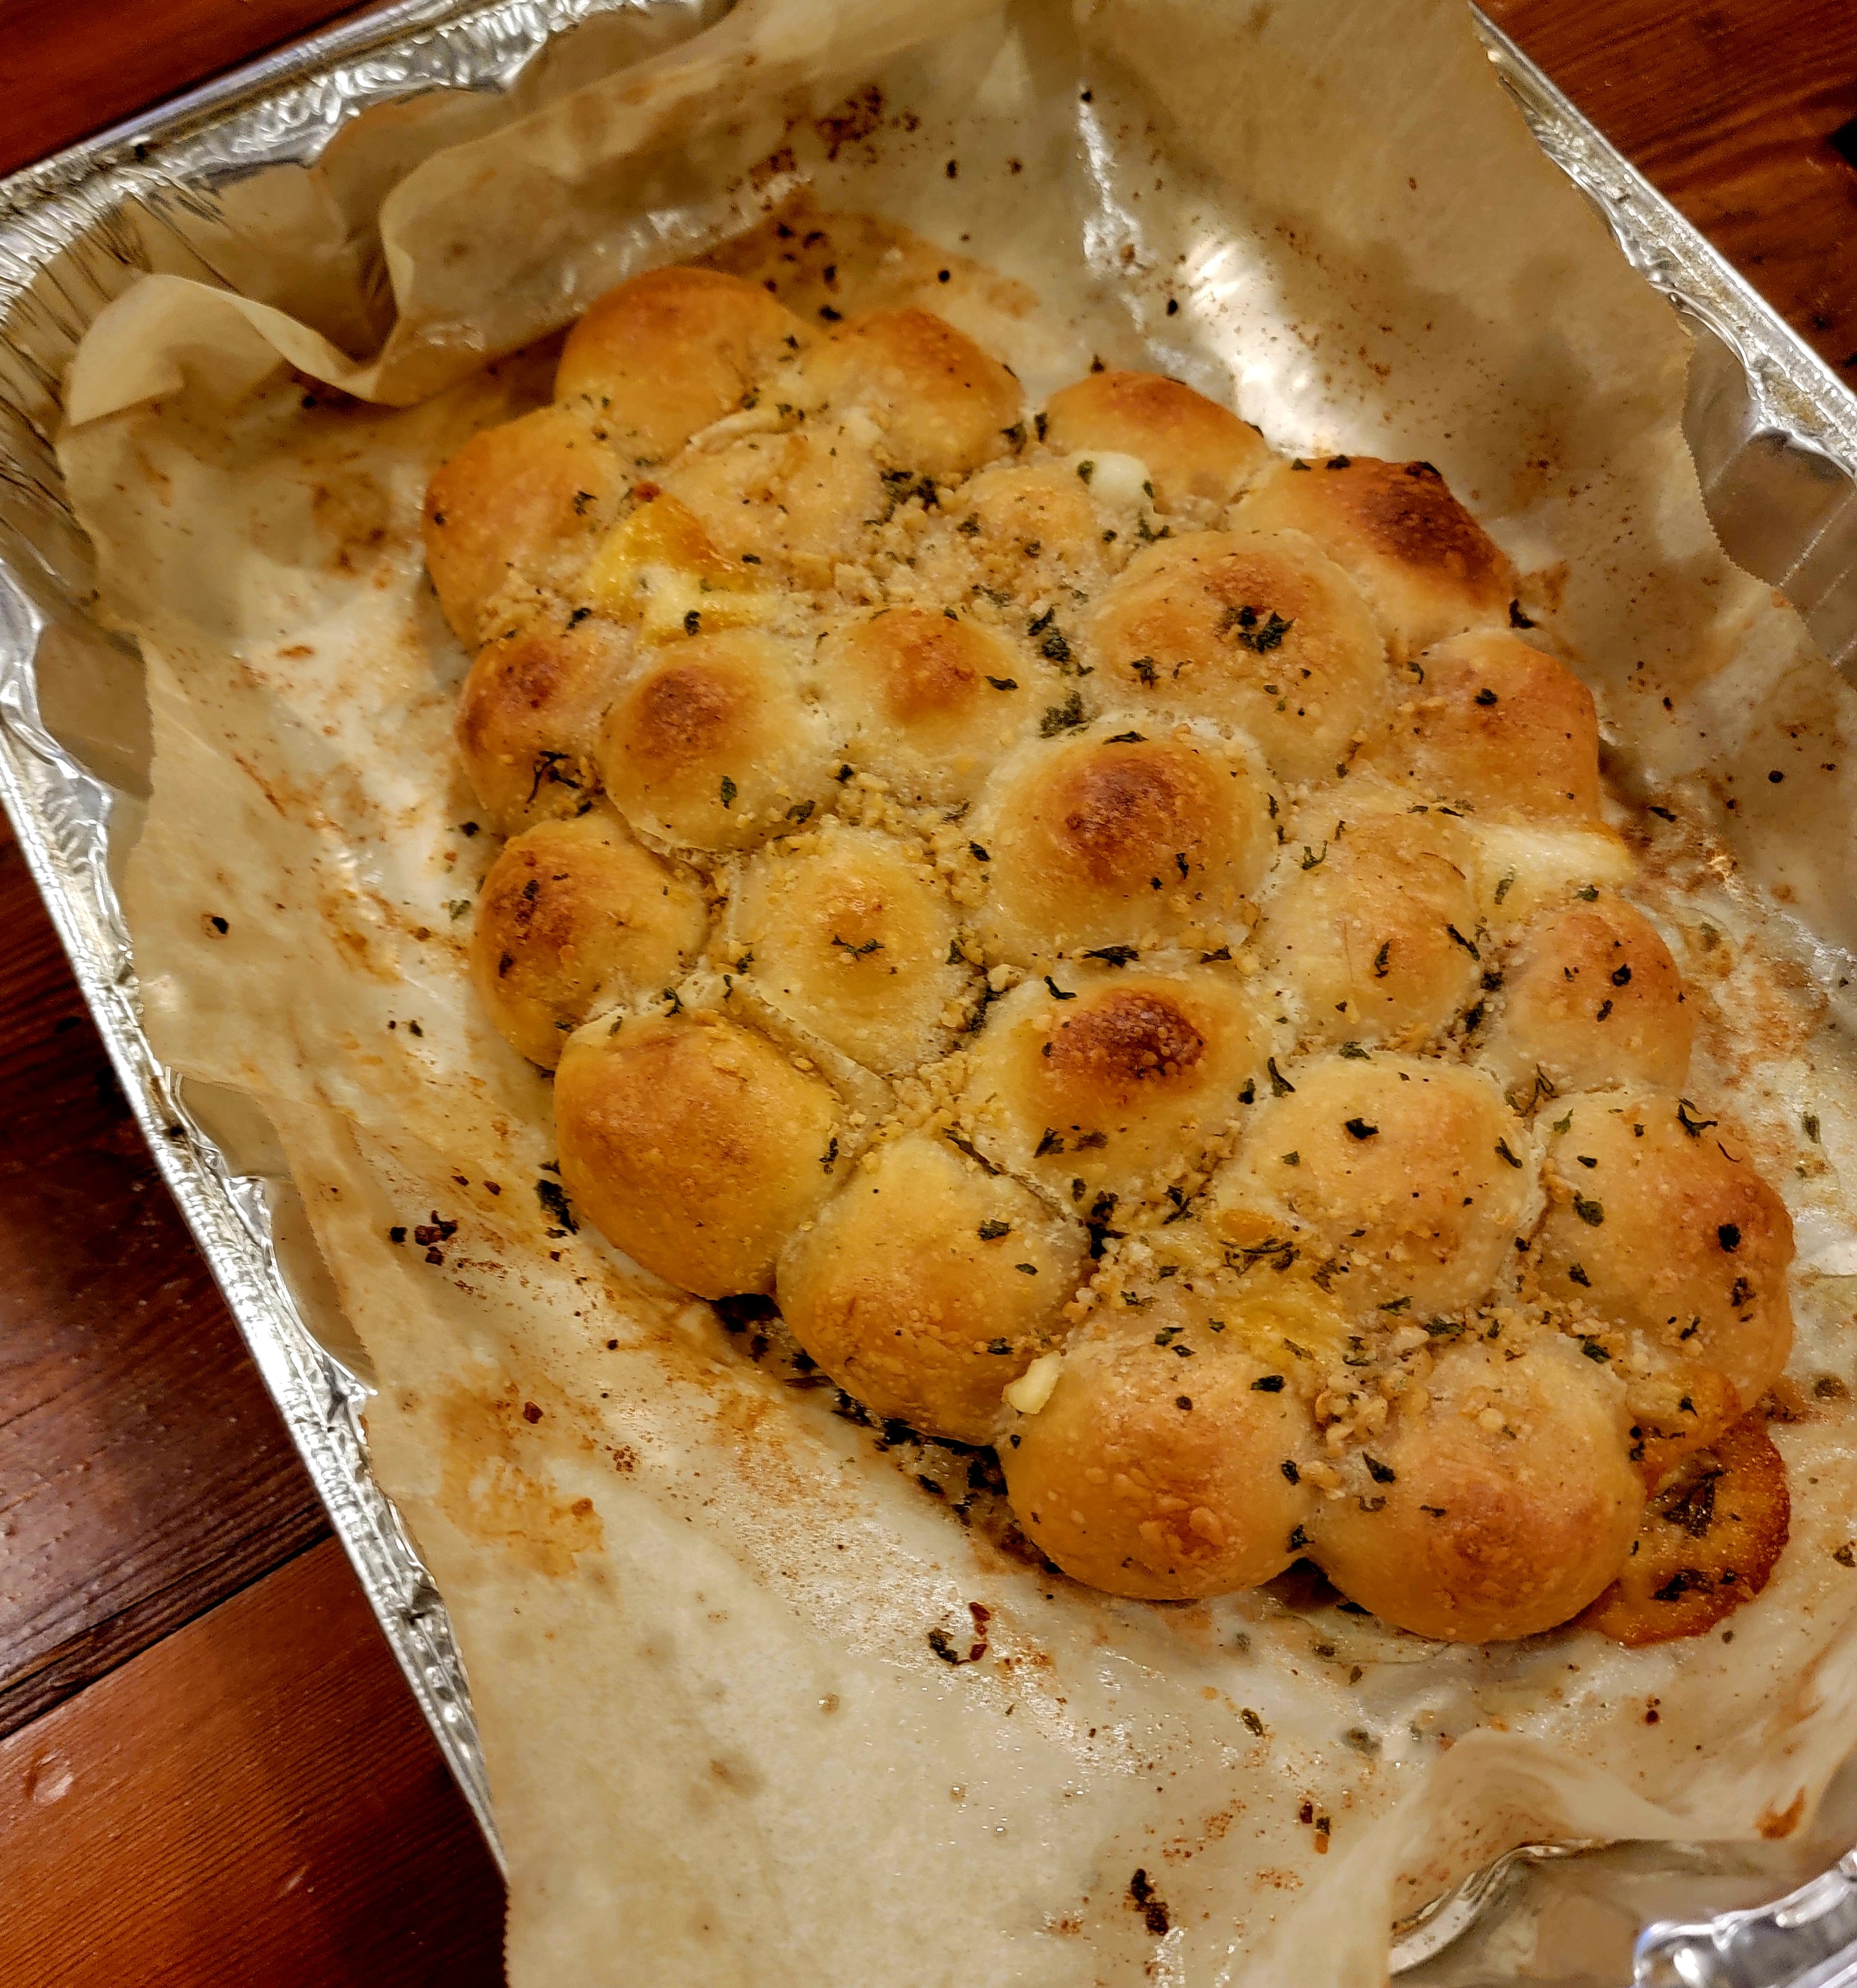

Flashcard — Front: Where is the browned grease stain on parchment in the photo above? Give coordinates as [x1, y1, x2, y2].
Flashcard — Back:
[437, 1379, 606, 1577]
[1758, 1789, 1807, 1839]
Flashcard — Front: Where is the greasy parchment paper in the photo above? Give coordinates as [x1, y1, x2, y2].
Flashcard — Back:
[52, 0, 1857, 1980]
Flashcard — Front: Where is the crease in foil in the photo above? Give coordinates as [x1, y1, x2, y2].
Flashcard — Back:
[1, 0, 1856, 1978]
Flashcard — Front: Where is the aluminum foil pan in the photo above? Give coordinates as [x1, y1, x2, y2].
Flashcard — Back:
[0, 2, 1854, 1977]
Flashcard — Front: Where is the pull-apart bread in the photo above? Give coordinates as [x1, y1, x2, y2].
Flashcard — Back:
[427, 266, 1792, 1647]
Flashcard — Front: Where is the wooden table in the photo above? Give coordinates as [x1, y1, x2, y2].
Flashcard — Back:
[0, 3, 1852, 1982]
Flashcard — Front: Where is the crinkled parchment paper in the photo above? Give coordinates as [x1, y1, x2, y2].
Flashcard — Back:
[53, 0, 1857, 1979]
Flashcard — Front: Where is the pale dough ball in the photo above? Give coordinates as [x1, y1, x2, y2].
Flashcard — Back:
[1363, 629, 1602, 822]
[777, 1133, 1088, 1444]
[1469, 820, 1636, 934]
[732, 826, 967, 1075]
[554, 268, 808, 463]
[423, 404, 629, 645]
[1310, 1331, 1643, 1641]
[555, 1008, 842, 1298]
[815, 607, 1034, 804]
[1040, 369, 1272, 511]
[971, 716, 1275, 965]
[933, 459, 1109, 600]
[456, 617, 631, 834]
[795, 308, 1022, 482]
[1481, 898, 1692, 1104]
[660, 421, 885, 578]
[1000, 1282, 1318, 1599]
[470, 808, 708, 1067]
[962, 965, 1269, 1204]
[1619, 1357, 1745, 1491]
[1256, 803, 1483, 1049]
[1083, 529, 1391, 784]
[595, 630, 834, 853]
[1208, 1053, 1531, 1316]
[1531, 1092, 1794, 1416]
[1232, 456, 1515, 658]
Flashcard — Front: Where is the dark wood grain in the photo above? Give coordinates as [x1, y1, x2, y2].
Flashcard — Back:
[0, 825, 328, 1737]
[0, 0, 373, 179]
[0, 1539, 505, 1988]
[1487, 0, 1857, 378]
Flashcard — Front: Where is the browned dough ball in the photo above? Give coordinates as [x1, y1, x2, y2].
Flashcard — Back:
[795, 308, 1023, 483]
[971, 718, 1275, 965]
[1309, 1331, 1643, 1641]
[815, 607, 1034, 804]
[554, 268, 808, 462]
[555, 1008, 843, 1297]
[962, 965, 1269, 1204]
[456, 617, 630, 833]
[776, 1133, 1088, 1444]
[595, 630, 833, 852]
[1209, 1053, 1532, 1316]
[470, 809, 707, 1067]
[1363, 630, 1602, 822]
[1083, 529, 1391, 784]
[423, 405, 629, 645]
[659, 423, 886, 580]
[1257, 803, 1482, 1049]
[1000, 1283, 1320, 1599]
[1232, 457, 1515, 659]
[1578, 1412, 1789, 1645]
[1481, 898, 1692, 1105]
[1040, 369, 1272, 511]
[732, 827, 967, 1075]
[1531, 1092, 1794, 1415]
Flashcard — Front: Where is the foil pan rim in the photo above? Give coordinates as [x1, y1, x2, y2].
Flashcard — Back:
[0, 1, 1853, 1975]
[1475, 9, 1857, 481]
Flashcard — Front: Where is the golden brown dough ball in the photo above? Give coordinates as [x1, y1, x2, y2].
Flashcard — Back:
[595, 631, 832, 852]
[1531, 1092, 1794, 1415]
[814, 608, 1033, 804]
[1310, 1332, 1643, 1641]
[999, 1283, 1319, 1599]
[1208, 1053, 1531, 1316]
[423, 404, 628, 645]
[456, 618, 629, 833]
[555, 1008, 842, 1297]
[1256, 804, 1483, 1048]
[1040, 369, 1271, 511]
[795, 308, 1022, 482]
[776, 1133, 1088, 1443]
[962, 965, 1268, 1204]
[1232, 456, 1515, 658]
[1363, 630, 1602, 822]
[731, 826, 967, 1075]
[554, 267, 807, 463]
[469, 809, 708, 1067]
[660, 423, 885, 579]
[1481, 898, 1692, 1105]
[971, 718, 1274, 965]
[1083, 529, 1390, 784]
